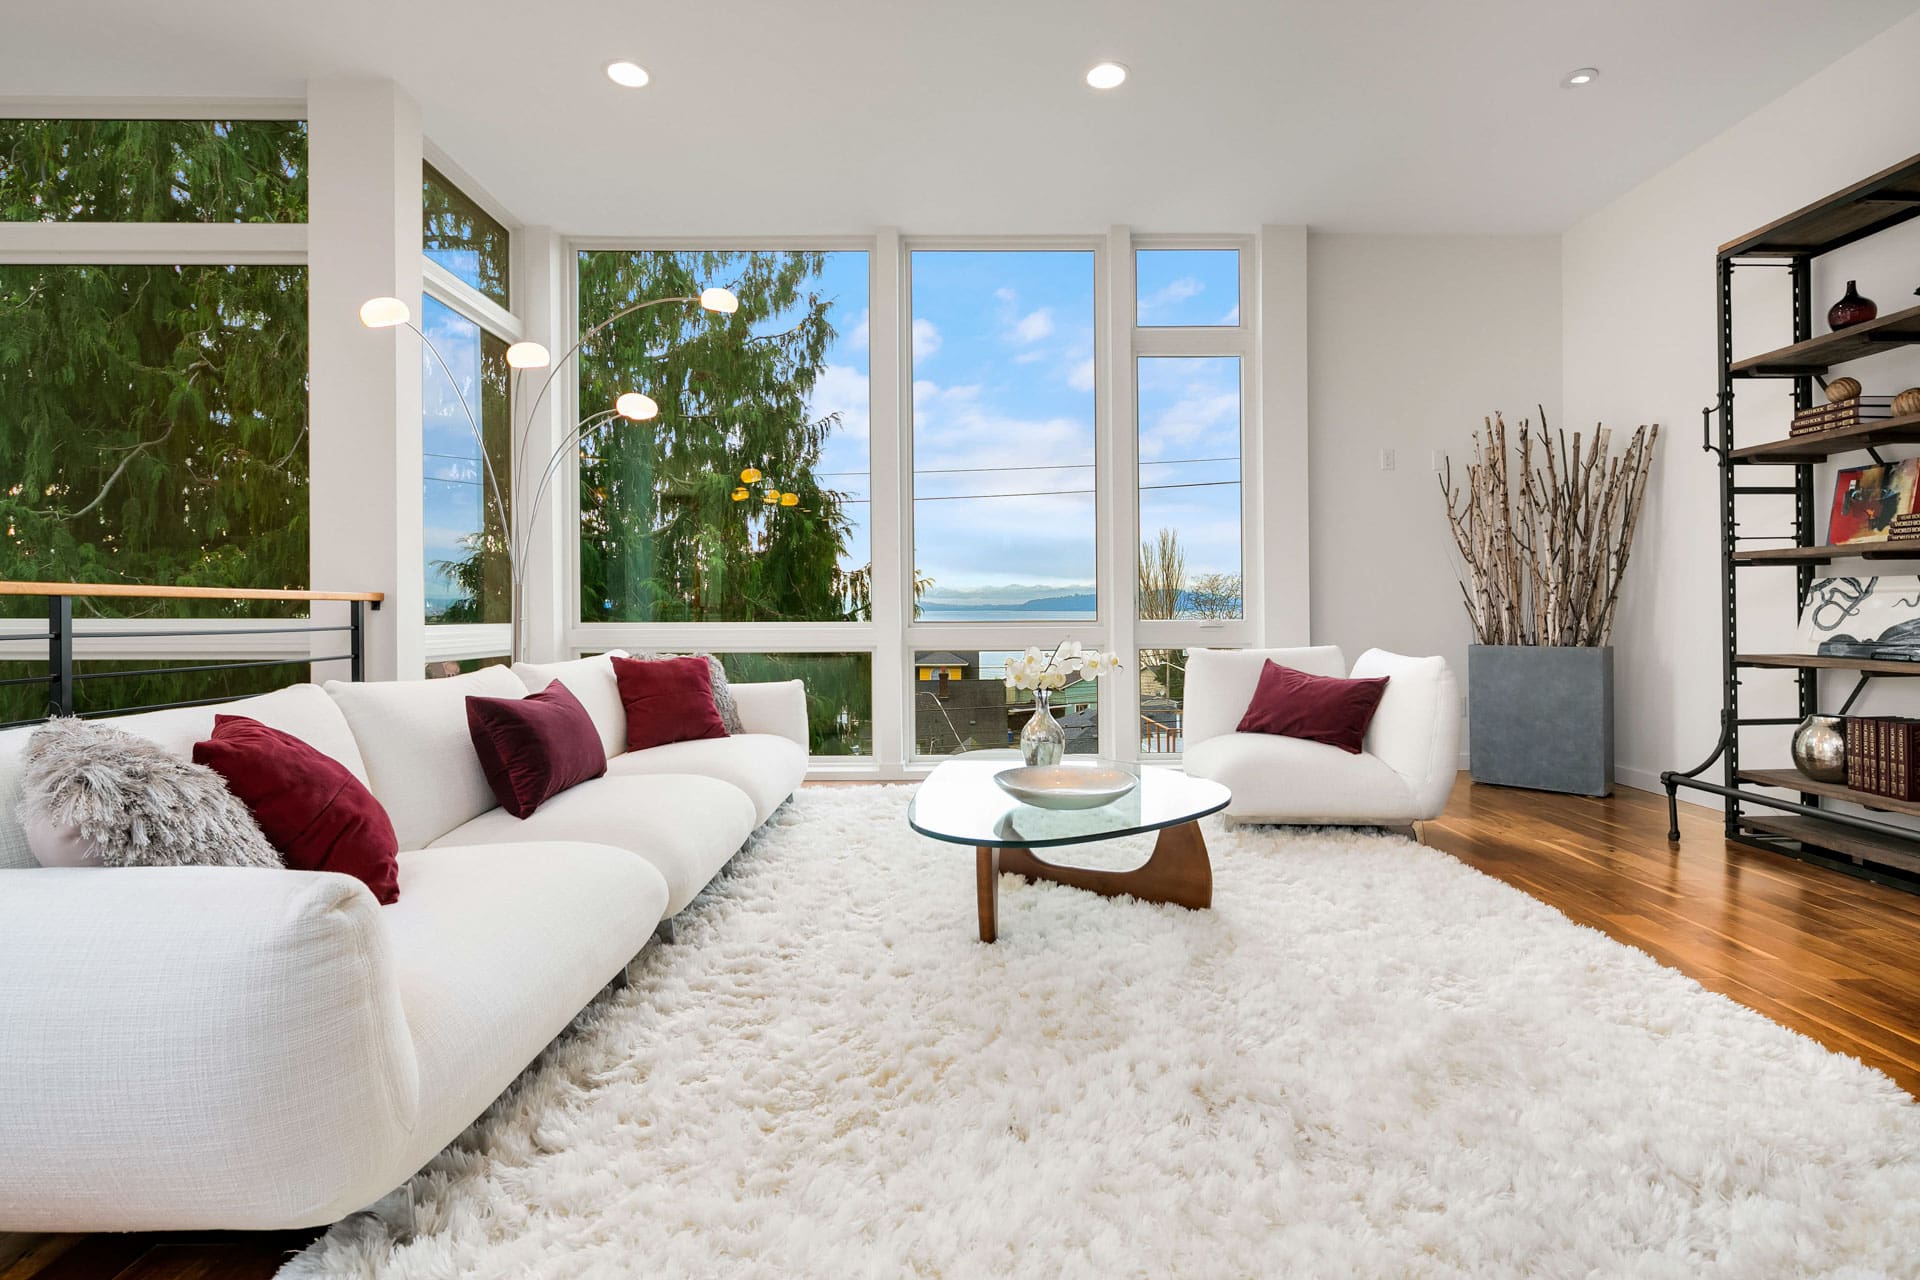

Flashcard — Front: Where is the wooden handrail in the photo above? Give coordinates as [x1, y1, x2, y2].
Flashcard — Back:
[0, 581, 384, 603]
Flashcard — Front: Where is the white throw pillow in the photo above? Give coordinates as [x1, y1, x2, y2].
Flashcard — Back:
[512, 651, 630, 759]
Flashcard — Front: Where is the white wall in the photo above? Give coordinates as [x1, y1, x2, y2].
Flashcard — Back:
[1563, 8, 1920, 799]
[1307, 233, 1564, 749]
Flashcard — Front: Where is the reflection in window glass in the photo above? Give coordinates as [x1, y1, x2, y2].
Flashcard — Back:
[0, 119, 308, 223]
[716, 653, 873, 756]
[913, 649, 1101, 757]
[422, 296, 511, 624]
[1137, 357, 1242, 620]
[910, 251, 1097, 622]
[576, 249, 870, 623]
[423, 163, 511, 307]
[1135, 249, 1239, 327]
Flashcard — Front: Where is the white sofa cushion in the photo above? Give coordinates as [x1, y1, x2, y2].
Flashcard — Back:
[1184, 733, 1417, 824]
[1182, 646, 1347, 747]
[428, 772, 756, 915]
[326, 666, 529, 851]
[512, 650, 630, 760]
[381, 841, 668, 1182]
[604, 733, 806, 825]
[0, 683, 368, 871]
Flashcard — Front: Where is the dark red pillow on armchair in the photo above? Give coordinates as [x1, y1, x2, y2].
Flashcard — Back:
[466, 679, 608, 819]
[1236, 660, 1390, 754]
[193, 715, 401, 904]
[612, 655, 730, 751]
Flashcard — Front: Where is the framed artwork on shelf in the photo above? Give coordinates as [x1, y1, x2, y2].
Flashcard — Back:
[1795, 576, 1920, 660]
[1828, 459, 1920, 545]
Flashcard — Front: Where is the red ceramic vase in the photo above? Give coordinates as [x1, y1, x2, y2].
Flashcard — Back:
[1829, 280, 1877, 331]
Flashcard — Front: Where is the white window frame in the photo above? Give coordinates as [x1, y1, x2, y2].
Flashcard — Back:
[418, 144, 523, 666]
[563, 236, 887, 770]
[1130, 235, 1259, 758]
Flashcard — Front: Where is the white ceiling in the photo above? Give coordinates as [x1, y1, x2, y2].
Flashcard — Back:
[5, 0, 1918, 237]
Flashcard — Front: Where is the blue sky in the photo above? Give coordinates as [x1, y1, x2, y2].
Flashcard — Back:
[421, 295, 496, 616]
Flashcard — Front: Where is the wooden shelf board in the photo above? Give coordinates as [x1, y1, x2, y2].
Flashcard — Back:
[0, 581, 383, 603]
[1738, 814, 1920, 877]
[1721, 151, 1920, 259]
[1731, 413, 1920, 463]
[1731, 303, 1920, 378]
[1737, 653, 1920, 676]
[1732, 541, 1920, 565]
[1739, 768, 1920, 818]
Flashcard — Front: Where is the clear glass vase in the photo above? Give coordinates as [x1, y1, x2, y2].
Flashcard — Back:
[1020, 689, 1067, 766]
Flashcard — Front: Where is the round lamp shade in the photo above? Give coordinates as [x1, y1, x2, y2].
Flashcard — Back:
[505, 341, 551, 369]
[739, 466, 762, 484]
[700, 287, 740, 314]
[762, 489, 780, 504]
[615, 392, 659, 421]
[780, 492, 800, 507]
[730, 487, 749, 502]
[358, 296, 411, 328]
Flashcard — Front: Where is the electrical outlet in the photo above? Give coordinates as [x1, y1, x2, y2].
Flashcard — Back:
[1379, 448, 1396, 472]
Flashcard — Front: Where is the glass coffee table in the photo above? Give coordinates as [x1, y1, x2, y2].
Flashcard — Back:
[908, 753, 1232, 942]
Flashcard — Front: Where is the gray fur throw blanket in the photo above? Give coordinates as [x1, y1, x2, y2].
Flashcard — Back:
[19, 718, 282, 869]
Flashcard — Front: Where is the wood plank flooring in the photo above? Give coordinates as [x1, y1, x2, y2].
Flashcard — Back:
[5, 774, 1919, 1278]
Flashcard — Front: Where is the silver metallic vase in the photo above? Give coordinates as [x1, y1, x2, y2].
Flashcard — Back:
[1791, 714, 1846, 783]
[1020, 690, 1067, 766]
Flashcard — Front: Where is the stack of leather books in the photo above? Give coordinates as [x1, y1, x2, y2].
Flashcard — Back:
[1790, 396, 1895, 437]
[1843, 715, 1920, 800]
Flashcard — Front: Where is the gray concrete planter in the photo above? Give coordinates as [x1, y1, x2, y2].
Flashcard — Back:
[1468, 645, 1613, 797]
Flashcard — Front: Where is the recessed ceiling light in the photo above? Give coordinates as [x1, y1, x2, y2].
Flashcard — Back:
[1086, 61, 1128, 90]
[1561, 66, 1599, 88]
[606, 60, 651, 88]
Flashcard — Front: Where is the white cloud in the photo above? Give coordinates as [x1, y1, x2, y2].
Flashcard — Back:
[846, 308, 870, 351]
[1139, 389, 1239, 460]
[1010, 308, 1054, 343]
[1217, 305, 1240, 325]
[1139, 276, 1204, 314]
[994, 287, 1018, 303]
[1068, 357, 1097, 392]
[911, 317, 942, 362]
[807, 363, 870, 448]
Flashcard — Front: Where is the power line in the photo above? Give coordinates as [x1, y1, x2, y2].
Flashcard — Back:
[815, 455, 1238, 478]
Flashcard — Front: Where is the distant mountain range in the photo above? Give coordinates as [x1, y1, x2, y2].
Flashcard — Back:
[917, 592, 1098, 613]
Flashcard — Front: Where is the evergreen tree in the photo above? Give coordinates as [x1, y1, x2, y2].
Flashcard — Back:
[576, 249, 856, 623]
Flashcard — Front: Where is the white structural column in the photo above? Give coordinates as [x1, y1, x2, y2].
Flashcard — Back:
[1098, 226, 1138, 761]
[516, 225, 570, 662]
[1256, 225, 1311, 645]
[870, 229, 907, 773]
[307, 78, 425, 679]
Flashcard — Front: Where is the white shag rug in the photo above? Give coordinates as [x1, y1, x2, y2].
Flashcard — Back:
[288, 786, 1920, 1279]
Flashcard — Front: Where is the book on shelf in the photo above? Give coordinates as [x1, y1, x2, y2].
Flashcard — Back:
[1790, 397, 1896, 437]
[1842, 715, 1920, 800]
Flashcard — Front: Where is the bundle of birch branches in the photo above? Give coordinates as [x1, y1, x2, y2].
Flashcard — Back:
[1439, 410, 1659, 647]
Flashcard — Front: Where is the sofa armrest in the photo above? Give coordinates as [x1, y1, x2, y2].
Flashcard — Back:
[1351, 648, 1461, 820]
[730, 679, 809, 750]
[0, 868, 420, 1231]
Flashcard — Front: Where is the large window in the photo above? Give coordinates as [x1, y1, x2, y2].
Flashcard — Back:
[421, 296, 511, 623]
[1137, 357, 1243, 620]
[913, 648, 1100, 756]
[419, 165, 515, 641]
[0, 118, 310, 721]
[576, 248, 871, 624]
[718, 652, 873, 756]
[909, 250, 1097, 622]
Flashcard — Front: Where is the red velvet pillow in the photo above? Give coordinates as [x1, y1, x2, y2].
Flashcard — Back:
[612, 655, 730, 751]
[193, 715, 401, 904]
[1236, 660, 1390, 754]
[466, 679, 608, 819]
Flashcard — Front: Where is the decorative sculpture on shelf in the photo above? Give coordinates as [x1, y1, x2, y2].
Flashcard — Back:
[1827, 280, 1877, 331]
[359, 286, 739, 663]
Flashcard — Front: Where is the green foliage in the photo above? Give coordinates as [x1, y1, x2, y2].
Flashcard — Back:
[718, 653, 872, 756]
[0, 119, 307, 223]
[422, 162, 509, 307]
[576, 250, 859, 623]
[0, 121, 310, 720]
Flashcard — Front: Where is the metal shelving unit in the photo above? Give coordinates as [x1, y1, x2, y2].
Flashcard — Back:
[1664, 150, 1920, 891]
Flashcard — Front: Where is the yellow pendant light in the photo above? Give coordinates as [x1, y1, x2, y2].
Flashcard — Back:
[780, 492, 800, 507]
[730, 486, 749, 502]
[762, 489, 780, 504]
[739, 466, 762, 484]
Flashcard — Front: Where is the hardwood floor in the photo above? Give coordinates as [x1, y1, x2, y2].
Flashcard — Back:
[5, 773, 1918, 1278]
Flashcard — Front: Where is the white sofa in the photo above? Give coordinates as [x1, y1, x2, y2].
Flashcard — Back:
[0, 654, 809, 1233]
[1182, 646, 1460, 825]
